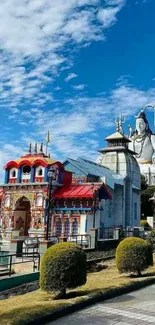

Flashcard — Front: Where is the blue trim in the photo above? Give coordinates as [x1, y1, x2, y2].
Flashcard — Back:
[54, 208, 91, 211]
[30, 167, 35, 182]
[44, 167, 48, 182]
[17, 168, 22, 183]
[4, 169, 9, 184]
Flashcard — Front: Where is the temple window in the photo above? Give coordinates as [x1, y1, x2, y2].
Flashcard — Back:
[11, 169, 16, 178]
[56, 219, 62, 237]
[38, 168, 43, 176]
[72, 219, 78, 235]
[36, 195, 43, 207]
[22, 165, 31, 174]
[64, 219, 70, 237]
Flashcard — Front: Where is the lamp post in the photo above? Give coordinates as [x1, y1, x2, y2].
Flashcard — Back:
[46, 166, 56, 240]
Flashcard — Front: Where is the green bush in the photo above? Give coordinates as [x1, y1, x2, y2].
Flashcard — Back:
[40, 242, 87, 298]
[140, 220, 150, 229]
[146, 230, 155, 250]
[116, 237, 153, 276]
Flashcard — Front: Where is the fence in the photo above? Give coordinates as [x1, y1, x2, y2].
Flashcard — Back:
[98, 227, 115, 240]
[98, 227, 145, 240]
[22, 236, 59, 254]
[0, 252, 40, 277]
[67, 234, 91, 248]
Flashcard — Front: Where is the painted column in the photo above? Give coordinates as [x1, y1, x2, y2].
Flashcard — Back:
[31, 166, 35, 182]
[4, 169, 9, 184]
[17, 167, 22, 183]
[44, 167, 48, 182]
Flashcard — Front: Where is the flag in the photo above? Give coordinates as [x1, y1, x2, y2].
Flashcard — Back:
[46, 131, 51, 144]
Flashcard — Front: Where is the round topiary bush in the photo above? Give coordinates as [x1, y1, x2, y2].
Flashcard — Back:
[116, 237, 153, 276]
[40, 242, 87, 298]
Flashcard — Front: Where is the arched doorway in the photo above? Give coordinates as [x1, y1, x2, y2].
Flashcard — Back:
[14, 196, 31, 236]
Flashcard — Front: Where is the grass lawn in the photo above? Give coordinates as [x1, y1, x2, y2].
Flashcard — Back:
[1, 259, 155, 325]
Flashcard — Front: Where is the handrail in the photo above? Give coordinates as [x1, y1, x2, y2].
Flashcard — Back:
[0, 252, 40, 277]
[67, 234, 91, 248]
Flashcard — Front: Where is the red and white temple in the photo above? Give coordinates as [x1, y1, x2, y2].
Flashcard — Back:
[0, 143, 111, 244]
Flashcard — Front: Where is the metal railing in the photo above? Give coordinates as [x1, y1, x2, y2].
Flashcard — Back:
[21, 236, 59, 254]
[98, 227, 114, 240]
[0, 252, 40, 277]
[67, 234, 91, 248]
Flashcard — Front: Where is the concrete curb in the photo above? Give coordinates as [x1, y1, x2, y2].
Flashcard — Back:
[27, 276, 155, 325]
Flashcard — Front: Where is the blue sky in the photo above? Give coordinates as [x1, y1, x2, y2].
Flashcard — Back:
[0, 0, 155, 181]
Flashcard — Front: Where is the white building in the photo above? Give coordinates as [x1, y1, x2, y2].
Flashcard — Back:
[96, 126, 141, 229]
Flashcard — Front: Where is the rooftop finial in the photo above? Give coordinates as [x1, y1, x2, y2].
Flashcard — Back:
[115, 113, 125, 134]
[34, 143, 37, 154]
[46, 131, 51, 156]
[28, 143, 32, 154]
[39, 142, 43, 153]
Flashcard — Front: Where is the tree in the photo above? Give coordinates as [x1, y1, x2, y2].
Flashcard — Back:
[141, 174, 148, 191]
[141, 186, 155, 218]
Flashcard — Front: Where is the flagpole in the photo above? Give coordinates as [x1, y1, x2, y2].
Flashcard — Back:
[45, 131, 51, 156]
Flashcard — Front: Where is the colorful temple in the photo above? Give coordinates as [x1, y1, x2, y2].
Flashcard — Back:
[0, 117, 141, 248]
[0, 143, 112, 246]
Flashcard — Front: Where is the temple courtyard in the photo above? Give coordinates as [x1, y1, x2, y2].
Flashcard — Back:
[49, 284, 155, 325]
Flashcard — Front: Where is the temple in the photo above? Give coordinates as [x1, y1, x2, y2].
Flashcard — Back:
[0, 117, 141, 249]
[0, 142, 113, 248]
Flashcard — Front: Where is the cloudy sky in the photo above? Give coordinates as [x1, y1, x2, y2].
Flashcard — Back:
[0, 0, 155, 181]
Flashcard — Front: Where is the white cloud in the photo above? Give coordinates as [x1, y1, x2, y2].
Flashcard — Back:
[98, 7, 120, 28]
[54, 86, 62, 91]
[0, 0, 126, 109]
[65, 73, 78, 82]
[72, 84, 86, 90]
[1, 79, 155, 181]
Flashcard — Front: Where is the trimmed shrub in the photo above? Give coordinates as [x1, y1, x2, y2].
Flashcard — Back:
[40, 242, 87, 298]
[116, 237, 153, 276]
[146, 230, 155, 251]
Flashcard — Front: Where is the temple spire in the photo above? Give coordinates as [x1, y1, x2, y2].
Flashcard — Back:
[39, 142, 43, 153]
[28, 143, 32, 154]
[46, 131, 51, 156]
[115, 113, 125, 134]
[34, 143, 37, 154]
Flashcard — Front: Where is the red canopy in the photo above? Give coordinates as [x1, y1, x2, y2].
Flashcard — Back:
[53, 183, 112, 199]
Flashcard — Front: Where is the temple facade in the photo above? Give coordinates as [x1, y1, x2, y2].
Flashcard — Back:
[0, 144, 72, 242]
[0, 143, 112, 247]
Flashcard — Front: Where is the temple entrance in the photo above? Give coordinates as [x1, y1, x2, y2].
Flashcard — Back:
[14, 196, 31, 236]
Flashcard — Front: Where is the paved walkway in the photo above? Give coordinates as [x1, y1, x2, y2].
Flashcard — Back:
[47, 284, 155, 325]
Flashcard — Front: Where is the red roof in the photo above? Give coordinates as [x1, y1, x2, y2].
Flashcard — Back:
[53, 183, 103, 199]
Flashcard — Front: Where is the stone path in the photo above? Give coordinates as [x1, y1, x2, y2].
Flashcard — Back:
[47, 284, 155, 325]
